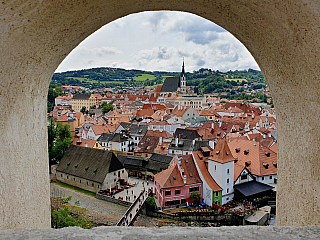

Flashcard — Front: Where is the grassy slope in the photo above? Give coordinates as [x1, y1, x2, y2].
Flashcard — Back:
[53, 181, 96, 197]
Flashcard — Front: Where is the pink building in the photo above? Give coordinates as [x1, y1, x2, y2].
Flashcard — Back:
[154, 155, 202, 208]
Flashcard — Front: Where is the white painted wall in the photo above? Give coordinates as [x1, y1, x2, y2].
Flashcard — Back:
[208, 160, 234, 205]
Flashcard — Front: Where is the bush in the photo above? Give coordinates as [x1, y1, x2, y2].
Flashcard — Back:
[51, 196, 93, 229]
[145, 196, 156, 210]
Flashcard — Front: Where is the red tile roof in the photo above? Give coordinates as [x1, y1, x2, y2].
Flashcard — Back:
[192, 151, 222, 191]
[154, 164, 184, 189]
[208, 139, 236, 164]
[180, 155, 202, 185]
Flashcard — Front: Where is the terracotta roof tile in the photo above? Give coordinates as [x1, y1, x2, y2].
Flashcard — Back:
[192, 151, 222, 191]
[154, 165, 184, 189]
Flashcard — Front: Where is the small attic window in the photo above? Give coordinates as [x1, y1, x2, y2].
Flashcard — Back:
[185, 160, 189, 163]
[244, 150, 249, 155]
[94, 169, 98, 173]
[245, 161, 251, 166]
[74, 164, 78, 168]
[235, 148, 240, 153]
[273, 162, 277, 168]
[265, 152, 271, 157]
[226, 151, 229, 156]
[215, 150, 220, 155]
[217, 132, 221, 136]
[67, 162, 71, 166]
[263, 163, 269, 169]
[85, 167, 89, 171]
[189, 173, 193, 177]
[173, 177, 176, 180]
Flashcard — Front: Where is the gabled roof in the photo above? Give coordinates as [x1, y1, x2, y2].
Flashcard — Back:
[98, 133, 115, 142]
[72, 138, 98, 148]
[174, 128, 200, 140]
[161, 77, 180, 93]
[208, 139, 236, 164]
[192, 151, 222, 191]
[150, 153, 174, 164]
[136, 109, 154, 118]
[128, 124, 148, 136]
[72, 94, 91, 100]
[56, 145, 124, 183]
[146, 130, 173, 139]
[134, 135, 159, 153]
[154, 165, 184, 189]
[180, 155, 202, 185]
[228, 139, 277, 176]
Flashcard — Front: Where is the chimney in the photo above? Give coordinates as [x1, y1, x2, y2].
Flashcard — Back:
[159, 137, 163, 145]
[263, 134, 266, 139]
[211, 122, 214, 129]
[219, 121, 222, 128]
[161, 116, 163, 121]
[192, 139, 195, 145]
[175, 137, 179, 147]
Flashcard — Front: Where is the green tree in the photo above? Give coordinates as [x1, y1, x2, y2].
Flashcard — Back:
[145, 196, 156, 210]
[190, 191, 201, 207]
[54, 122, 72, 162]
[102, 104, 113, 114]
[90, 105, 96, 109]
[80, 106, 87, 115]
[51, 196, 93, 229]
[48, 118, 57, 173]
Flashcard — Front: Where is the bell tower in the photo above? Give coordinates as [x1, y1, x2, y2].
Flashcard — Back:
[180, 59, 187, 93]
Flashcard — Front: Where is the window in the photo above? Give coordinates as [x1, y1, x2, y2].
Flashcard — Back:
[87, 182, 88, 185]
[165, 201, 169, 206]
[227, 188, 229, 193]
[226, 197, 229, 201]
[92, 183, 94, 187]
[74, 178, 75, 181]
[215, 192, 219, 197]
[227, 178, 229, 184]
[269, 176, 272, 179]
[122, 170, 124, 173]
[241, 174, 247, 180]
[67, 176, 68, 179]
[98, 185, 100, 189]
[215, 165, 216, 171]
[175, 189, 181, 195]
[61, 174, 63, 177]
[181, 199, 186, 204]
[194, 186, 199, 191]
[80, 180, 81, 183]
[262, 177, 265, 181]
[165, 190, 171, 196]
[227, 169, 230, 174]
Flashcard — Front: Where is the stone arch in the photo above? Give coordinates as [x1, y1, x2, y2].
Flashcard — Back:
[0, 0, 319, 229]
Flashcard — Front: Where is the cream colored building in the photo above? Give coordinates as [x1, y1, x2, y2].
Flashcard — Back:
[71, 94, 96, 112]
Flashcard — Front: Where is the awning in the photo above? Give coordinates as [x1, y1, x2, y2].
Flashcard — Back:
[234, 181, 274, 197]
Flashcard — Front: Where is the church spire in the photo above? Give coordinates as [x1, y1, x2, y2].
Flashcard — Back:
[181, 58, 185, 77]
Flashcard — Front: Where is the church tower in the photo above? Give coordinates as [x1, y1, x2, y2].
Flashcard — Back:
[180, 59, 187, 93]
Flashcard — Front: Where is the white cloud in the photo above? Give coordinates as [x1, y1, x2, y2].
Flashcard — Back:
[56, 11, 259, 73]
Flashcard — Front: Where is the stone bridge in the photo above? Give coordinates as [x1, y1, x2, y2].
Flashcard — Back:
[0, 0, 319, 231]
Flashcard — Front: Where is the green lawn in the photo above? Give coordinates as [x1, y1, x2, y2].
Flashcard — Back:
[53, 181, 96, 197]
[133, 74, 157, 81]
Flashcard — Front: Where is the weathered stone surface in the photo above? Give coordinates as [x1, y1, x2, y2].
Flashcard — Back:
[0, 0, 319, 229]
[0, 226, 319, 240]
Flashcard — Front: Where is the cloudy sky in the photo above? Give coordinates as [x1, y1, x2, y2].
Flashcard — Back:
[56, 11, 259, 73]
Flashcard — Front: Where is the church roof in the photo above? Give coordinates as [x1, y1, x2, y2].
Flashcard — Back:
[161, 77, 180, 93]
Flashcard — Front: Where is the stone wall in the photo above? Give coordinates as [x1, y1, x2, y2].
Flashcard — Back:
[1, 0, 319, 229]
[96, 193, 132, 207]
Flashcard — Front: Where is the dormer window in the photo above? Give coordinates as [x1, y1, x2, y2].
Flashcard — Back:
[245, 161, 251, 166]
[235, 148, 240, 153]
[265, 152, 271, 157]
[273, 162, 277, 168]
[244, 150, 249, 155]
[263, 163, 269, 169]
[67, 162, 71, 166]
[74, 164, 78, 168]
[215, 150, 220, 155]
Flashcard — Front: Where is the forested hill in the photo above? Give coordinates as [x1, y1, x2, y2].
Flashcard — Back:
[52, 67, 266, 93]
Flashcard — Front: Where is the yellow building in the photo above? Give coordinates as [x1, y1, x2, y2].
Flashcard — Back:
[71, 94, 96, 112]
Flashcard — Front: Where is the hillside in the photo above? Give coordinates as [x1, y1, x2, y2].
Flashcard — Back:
[52, 67, 266, 93]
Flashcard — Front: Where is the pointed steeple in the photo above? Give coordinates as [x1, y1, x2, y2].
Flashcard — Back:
[181, 58, 185, 77]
